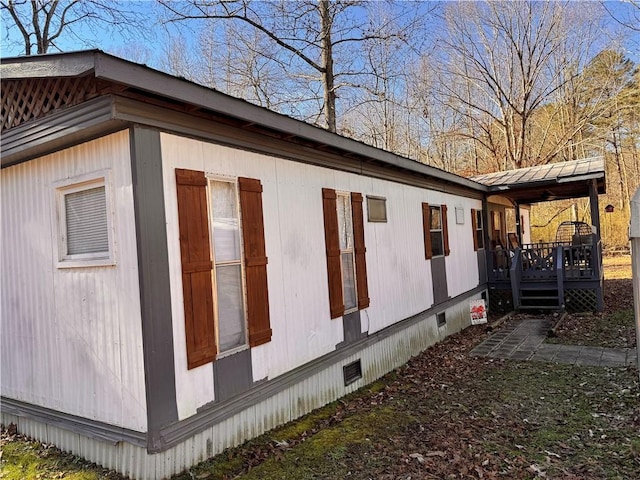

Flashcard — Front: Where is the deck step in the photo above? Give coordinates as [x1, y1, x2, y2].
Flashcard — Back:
[518, 305, 562, 310]
[519, 295, 559, 301]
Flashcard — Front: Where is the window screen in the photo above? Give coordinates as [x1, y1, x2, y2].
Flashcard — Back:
[65, 186, 109, 255]
[367, 196, 387, 222]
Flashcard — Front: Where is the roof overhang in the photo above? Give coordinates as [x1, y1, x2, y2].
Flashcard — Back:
[1, 50, 487, 194]
[471, 157, 606, 204]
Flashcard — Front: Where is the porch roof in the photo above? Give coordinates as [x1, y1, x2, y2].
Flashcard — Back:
[471, 157, 606, 204]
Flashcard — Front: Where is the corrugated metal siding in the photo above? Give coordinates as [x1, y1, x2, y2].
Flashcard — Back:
[2, 294, 480, 480]
[1, 131, 147, 432]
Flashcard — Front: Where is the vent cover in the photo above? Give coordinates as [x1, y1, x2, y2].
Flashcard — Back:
[437, 312, 446, 327]
[343, 359, 362, 386]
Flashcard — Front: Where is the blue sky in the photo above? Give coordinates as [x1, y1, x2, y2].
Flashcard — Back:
[1, 1, 637, 64]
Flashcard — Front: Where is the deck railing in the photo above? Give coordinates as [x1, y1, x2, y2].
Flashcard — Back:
[487, 236, 600, 283]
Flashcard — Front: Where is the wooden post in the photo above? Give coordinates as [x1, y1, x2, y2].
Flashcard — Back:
[589, 179, 601, 243]
[515, 203, 522, 246]
[630, 188, 640, 379]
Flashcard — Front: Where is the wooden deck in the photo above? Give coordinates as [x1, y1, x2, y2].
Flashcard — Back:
[487, 236, 604, 312]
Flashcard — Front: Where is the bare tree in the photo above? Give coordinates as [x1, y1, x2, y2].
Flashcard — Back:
[433, 1, 606, 170]
[1, 0, 150, 55]
[340, 1, 431, 156]
[159, 0, 421, 133]
[602, 0, 640, 32]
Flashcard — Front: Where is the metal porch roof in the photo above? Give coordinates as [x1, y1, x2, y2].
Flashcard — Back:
[471, 157, 606, 203]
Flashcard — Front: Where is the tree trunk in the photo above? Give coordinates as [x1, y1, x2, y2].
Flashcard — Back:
[319, 0, 336, 133]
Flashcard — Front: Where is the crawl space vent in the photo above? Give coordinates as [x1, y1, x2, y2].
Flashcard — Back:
[343, 360, 362, 386]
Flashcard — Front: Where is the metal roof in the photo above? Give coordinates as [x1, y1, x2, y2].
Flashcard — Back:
[471, 157, 606, 203]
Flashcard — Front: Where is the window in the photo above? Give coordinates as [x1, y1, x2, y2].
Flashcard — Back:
[210, 179, 247, 354]
[422, 203, 450, 259]
[471, 208, 484, 251]
[337, 193, 358, 312]
[175, 169, 271, 370]
[322, 188, 370, 319]
[55, 172, 114, 267]
[430, 205, 444, 257]
[367, 196, 387, 222]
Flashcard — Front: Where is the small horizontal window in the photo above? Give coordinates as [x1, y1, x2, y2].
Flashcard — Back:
[367, 196, 387, 223]
[55, 171, 115, 268]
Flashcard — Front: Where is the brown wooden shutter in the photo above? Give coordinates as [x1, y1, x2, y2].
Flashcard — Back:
[238, 177, 272, 347]
[351, 192, 370, 309]
[471, 209, 479, 251]
[322, 188, 345, 318]
[175, 169, 217, 369]
[441, 204, 450, 256]
[422, 202, 432, 260]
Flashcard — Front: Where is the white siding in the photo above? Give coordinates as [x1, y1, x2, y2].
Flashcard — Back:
[1, 292, 480, 480]
[1, 131, 147, 432]
[160, 133, 483, 420]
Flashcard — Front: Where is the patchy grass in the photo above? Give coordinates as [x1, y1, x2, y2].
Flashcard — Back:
[0, 432, 123, 480]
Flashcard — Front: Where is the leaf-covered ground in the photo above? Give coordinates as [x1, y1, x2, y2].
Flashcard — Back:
[548, 255, 635, 349]
[2, 256, 638, 480]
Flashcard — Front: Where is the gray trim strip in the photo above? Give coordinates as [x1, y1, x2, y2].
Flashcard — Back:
[0, 397, 146, 447]
[1, 96, 125, 168]
[112, 97, 483, 200]
[129, 126, 179, 451]
[154, 284, 486, 452]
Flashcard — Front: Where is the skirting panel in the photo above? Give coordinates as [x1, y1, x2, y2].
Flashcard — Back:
[489, 287, 513, 313]
[2, 294, 479, 480]
[565, 288, 598, 312]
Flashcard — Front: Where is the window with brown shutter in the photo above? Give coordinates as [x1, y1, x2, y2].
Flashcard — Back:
[351, 193, 370, 309]
[424, 203, 448, 258]
[322, 188, 345, 319]
[422, 202, 432, 259]
[176, 170, 272, 370]
[175, 169, 217, 369]
[441, 204, 450, 256]
[322, 189, 370, 318]
[238, 177, 272, 347]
